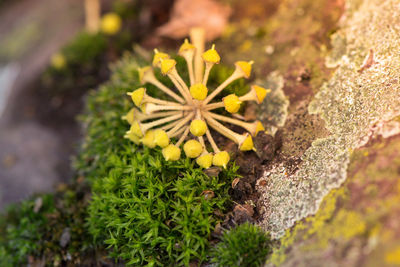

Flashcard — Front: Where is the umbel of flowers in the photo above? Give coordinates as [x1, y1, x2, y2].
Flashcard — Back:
[123, 28, 270, 169]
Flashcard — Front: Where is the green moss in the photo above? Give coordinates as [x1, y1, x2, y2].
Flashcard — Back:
[0, 195, 54, 266]
[211, 223, 272, 267]
[0, 181, 95, 266]
[76, 52, 241, 266]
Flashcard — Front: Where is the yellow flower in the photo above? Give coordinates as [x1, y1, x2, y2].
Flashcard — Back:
[190, 120, 207, 136]
[101, 13, 122, 35]
[141, 130, 156, 148]
[124, 131, 140, 144]
[154, 129, 170, 148]
[128, 88, 145, 107]
[238, 134, 254, 151]
[51, 53, 66, 70]
[183, 140, 203, 158]
[196, 153, 213, 168]
[223, 94, 242, 113]
[202, 44, 220, 64]
[235, 61, 253, 78]
[123, 28, 267, 166]
[213, 151, 230, 168]
[160, 59, 177, 75]
[162, 144, 181, 161]
[190, 84, 208, 100]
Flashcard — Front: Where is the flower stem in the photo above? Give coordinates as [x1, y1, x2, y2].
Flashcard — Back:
[168, 69, 193, 104]
[203, 71, 242, 105]
[143, 70, 185, 104]
[175, 126, 190, 146]
[203, 112, 241, 144]
[167, 113, 194, 137]
[145, 103, 193, 114]
[143, 113, 183, 131]
[190, 27, 205, 84]
[205, 111, 252, 132]
[204, 102, 224, 111]
[205, 129, 220, 153]
[136, 110, 182, 122]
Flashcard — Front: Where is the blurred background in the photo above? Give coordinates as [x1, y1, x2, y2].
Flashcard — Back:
[0, 0, 179, 209]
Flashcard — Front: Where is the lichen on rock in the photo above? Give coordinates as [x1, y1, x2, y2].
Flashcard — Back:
[258, 71, 289, 136]
[257, 0, 400, 239]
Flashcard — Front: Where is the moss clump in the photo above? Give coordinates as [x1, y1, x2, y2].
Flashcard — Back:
[0, 181, 95, 266]
[0, 195, 54, 266]
[77, 52, 241, 266]
[211, 222, 272, 267]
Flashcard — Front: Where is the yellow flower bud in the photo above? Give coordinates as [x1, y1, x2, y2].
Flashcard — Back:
[196, 153, 213, 169]
[51, 53, 66, 69]
[160, 59, 176, 75]
[127, 88, 145, 107]
[152, 50, 169, 67]
[100, 13, 122, 35]
[138, 66, 152, 84]
[183, 140, 203, 158]
[202, 44, 220, 64]
[140, 103, 147, 114]
[128, 121, 143, 137]
[239, 134, 254, 151]
[223, 94, 242, 113]
[190, 119, 207, 136]
[253, 85, 270, 104]
[235, 61, 253, 78]
[141, 130, 156, 148]
[189, 83, 208, 100]
[255, 121, 265, 135]
[124, 131, 141, 145]
[162, 144, 181, 161]
[178, 39, 195, 54]
[121, 108, 135, 124]
[213, 151, 230, 168]
[154, 129, 170, 148]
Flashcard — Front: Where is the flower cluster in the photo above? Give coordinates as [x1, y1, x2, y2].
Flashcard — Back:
[123, 28, 269, 168]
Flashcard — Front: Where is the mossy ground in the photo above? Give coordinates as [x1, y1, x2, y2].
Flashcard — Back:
[79, 53, 242, 266]
[1, 0, 399, 266]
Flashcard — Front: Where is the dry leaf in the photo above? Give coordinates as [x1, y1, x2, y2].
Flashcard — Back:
[156, 0, 231, 41]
